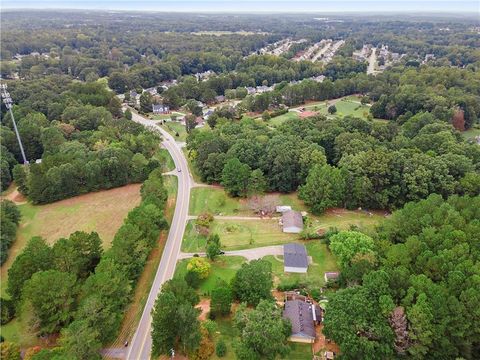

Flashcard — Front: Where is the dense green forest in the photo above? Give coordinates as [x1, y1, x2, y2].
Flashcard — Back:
[323, 195, 480, 359]
[1, 76, 161, 203]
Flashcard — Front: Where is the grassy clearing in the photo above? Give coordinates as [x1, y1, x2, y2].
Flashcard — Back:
[151, 112, 185, 121]
[264, 241, 339, 288]
[189, 187, 249, 216]
[269, 111, 300, 126]
[461, 128, 480, 141]
[0, 184, 142, 298]
[182, 219, 298, 253]
[308, 208, 384, 233]
[175, 256, 244, 295]
[161, 121, 188, 142]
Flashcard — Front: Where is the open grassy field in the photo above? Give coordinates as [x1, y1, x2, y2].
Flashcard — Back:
[269, 111, 299, 126]
[161, 121, 188, 142]
[461, 127, 480, 141]
[175, 256, 245, 295]
[182, 219, 298, 253]
[264, 241, 339, 288]
[189, 187, 250, 215]
[0, 184, 141, 295]
[151, 112, 185, 121]
[308, 208, 385, 233]
[0, 184, 142, 346]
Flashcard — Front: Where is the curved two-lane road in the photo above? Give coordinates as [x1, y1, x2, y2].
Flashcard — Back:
[127, 111, 192, 359]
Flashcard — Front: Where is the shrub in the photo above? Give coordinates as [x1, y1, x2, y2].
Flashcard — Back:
[216, 339, 227, 357]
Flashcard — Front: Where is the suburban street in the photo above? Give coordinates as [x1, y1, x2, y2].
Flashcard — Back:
[126, 110, 192, 359]
[367, 47, 377, 75]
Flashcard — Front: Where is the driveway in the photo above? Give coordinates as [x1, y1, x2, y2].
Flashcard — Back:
[178, 245, 284, 261]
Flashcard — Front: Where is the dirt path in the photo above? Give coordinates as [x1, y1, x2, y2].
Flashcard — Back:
[0, 187, 27, 205]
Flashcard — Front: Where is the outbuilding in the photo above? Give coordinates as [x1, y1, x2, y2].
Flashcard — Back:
[281, 210, 303, 233]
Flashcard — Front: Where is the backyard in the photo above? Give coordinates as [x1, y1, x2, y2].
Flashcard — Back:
[264, 241, 339, 288]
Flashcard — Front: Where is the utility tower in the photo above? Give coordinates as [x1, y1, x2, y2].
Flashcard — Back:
[1, 83, 28, 164]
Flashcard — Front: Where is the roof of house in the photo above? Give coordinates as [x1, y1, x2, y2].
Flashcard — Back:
[284, 243, 308, 269]
[282, 210, 303, 230]
[283, 300, 316, 339]
[152, 104, 168, 111]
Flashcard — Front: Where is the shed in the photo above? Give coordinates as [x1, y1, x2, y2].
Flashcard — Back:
[283, 300, 316, 343]
[324, 272, 340, 283]
[276, 205, 292, 213]
[281, 210, 303, 233]
[284, 243, 308, 273]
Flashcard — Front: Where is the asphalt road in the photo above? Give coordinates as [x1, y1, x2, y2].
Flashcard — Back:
[126, 111, 192, 359]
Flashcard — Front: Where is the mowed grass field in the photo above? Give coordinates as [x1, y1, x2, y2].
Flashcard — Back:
[264, 241, 339, 288]
[175, 256, 244, 295]
[189, 187, 250, 215]
[461, 127, 480, 141]
[182, 219, 298, 252]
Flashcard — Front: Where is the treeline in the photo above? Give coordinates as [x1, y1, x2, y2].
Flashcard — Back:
[0, 76, 161, 204]
[151, 55, 323, 109]
[236, 65, 480, 129]
[323, 195, 480, 359]
[188, 109, 480, 211]
[4, 168, 169, 359]
[369, 66, 480, 128]
[0, 201, 21, 265]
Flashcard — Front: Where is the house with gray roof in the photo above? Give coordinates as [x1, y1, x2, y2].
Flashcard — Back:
[283, 300, 316, 343]
[284, 243, 308, 273]
[281, 210, 303, 233]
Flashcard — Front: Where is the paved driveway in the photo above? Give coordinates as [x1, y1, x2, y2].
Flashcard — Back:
[179, 245, 284, 261]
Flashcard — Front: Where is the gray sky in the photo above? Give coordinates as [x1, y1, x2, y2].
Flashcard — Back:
[2, 0, 479, 13]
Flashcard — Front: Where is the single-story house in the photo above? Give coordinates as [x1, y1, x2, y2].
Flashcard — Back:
[324, 272, 340, 283]
[284, 243, 308, 273]
[145, 87, 157, 96]
[245, 86, 256, 95]
[283, 300, 316, 343]
[276, 205, 292, 213]
[281, 210, 303, 233]
[152, 104, 170, 114]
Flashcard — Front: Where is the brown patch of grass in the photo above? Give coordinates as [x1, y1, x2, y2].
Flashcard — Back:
[1, 184, 142, 298]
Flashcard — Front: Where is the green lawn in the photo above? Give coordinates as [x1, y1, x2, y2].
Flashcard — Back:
[156, 148, 175, 172]
[264, 241, 339, 289]
[269, 111, 299, 126]
[161, 121, 188, 142]
[182, 219, 298, 253]
[308, 208, 384, 233]
[189, 187, 248, 216]
[151, 112, 185, 121]
[175, 256, 245, 295]
[461, 128, 480, 141]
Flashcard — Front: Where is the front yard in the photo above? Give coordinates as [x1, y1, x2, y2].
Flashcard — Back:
[181, 219, 298, 252]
